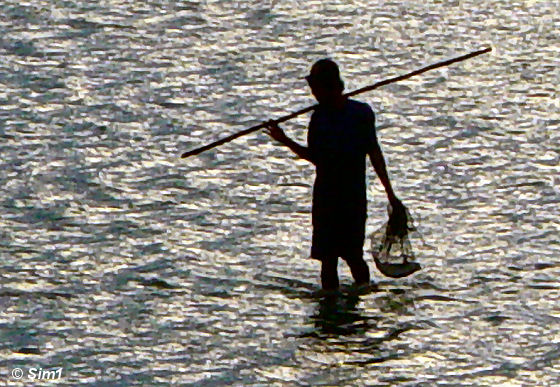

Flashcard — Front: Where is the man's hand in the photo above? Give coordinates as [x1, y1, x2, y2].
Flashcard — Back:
[264, 120, 289, 144]
[388, 197, 409, 238]
[263, 120, 313, 162]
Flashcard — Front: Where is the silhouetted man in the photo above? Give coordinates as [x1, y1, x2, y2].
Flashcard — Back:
[266, 59, 405, 290]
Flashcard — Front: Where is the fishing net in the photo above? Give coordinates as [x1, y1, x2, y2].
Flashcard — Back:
[370, 203, 422, 278]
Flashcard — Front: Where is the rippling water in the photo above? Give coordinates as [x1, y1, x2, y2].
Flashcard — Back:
[1, 0, 559, 385]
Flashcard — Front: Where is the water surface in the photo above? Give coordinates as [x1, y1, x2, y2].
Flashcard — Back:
[1, 0, 559, 385]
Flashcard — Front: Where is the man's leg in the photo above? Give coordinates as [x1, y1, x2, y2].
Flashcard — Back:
[345, 256, 370, 286]
[321, 257, 339, 290]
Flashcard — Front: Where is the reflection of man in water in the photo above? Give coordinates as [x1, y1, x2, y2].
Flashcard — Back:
[266, 59, 405, 290]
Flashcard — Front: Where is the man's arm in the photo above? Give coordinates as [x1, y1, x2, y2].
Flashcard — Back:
[368, 141, 399, 204]
[265, 121, 314, 163]
[363, 107, 401, 205]
[364, 106, 410, 236]
[368, 139, 409, 236]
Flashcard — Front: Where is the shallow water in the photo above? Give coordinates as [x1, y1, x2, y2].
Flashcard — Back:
[1, 0, 559, 385]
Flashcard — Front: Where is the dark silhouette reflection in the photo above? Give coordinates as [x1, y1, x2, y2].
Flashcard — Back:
[266, 59, 410, 290]
[312, 294, 370, 336]
[300, 285, 419, 341]
[300, 290, 419, 369]
[302, 291, 380, 338]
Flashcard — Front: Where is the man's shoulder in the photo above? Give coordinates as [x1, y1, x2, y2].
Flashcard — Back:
[346, 99, 375, 123]
[347, 99, 374, 115]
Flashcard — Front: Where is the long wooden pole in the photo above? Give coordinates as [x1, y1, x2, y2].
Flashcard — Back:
[181, 47, 491, 159]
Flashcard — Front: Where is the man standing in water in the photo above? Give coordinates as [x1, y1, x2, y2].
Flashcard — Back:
[266, 59, 406, 290]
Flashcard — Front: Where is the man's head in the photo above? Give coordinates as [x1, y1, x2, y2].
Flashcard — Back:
[306, 59, 344, 105]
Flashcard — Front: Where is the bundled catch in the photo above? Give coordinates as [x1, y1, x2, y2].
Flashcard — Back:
[371, 203, 421, 278]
